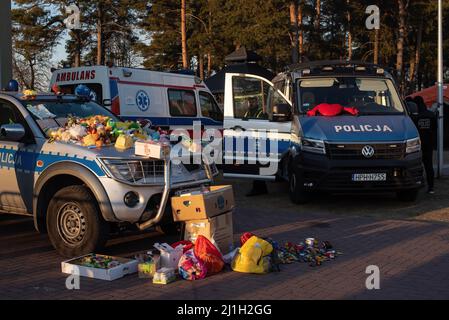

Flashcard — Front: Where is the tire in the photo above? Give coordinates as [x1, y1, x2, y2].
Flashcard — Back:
[397, 189, 420, 202]
[47, 185, 109, 258]
[289, 167, 310, 204]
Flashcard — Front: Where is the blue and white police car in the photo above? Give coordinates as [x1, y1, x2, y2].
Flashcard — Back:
[0, 89, 214, 257]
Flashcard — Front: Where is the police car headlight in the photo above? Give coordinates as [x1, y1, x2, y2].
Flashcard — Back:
[101, 159, 144, 182]
[301, 138, 326, 155]
[406, 138, 421, 154]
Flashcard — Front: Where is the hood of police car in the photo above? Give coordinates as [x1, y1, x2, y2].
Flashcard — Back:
[300, 115, 418, 142]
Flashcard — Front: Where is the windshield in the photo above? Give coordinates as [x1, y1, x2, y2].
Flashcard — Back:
[22, 99, 119, 134]
[298, 77, 404, 115]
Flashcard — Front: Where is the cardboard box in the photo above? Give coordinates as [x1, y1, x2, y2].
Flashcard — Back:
[61, 254, 138, 281]
[172, 185, 235, 222]
[135, 141, 171, 160]
[184, 211, 234, 254]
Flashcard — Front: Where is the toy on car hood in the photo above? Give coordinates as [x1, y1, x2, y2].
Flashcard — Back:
[307, 103, 359, 117]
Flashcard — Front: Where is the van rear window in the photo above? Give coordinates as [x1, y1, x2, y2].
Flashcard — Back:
[168, 89, 197, 117]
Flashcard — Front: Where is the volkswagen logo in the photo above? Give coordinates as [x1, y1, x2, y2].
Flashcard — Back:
[362, 145, 375, 158]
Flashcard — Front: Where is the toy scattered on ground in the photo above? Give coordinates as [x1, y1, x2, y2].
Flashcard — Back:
[80, 254, 121, 269]
[271, 238, 342, 267]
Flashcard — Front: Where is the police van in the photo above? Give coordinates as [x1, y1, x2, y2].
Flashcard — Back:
[223, 61, 424, 203]
[0, 90, 215, 257]
[49, 66, 223, 131]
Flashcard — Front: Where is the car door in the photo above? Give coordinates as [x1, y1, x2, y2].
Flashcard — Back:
[0, 99, 36, 215]
[223, 73, 293, 180]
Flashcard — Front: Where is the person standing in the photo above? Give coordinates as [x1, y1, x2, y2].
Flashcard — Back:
[413, 96, 438, 194]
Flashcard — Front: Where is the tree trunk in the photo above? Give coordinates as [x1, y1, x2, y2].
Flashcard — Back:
[199, 49, 204, 80]
[298, 1, 304, 61]
[396, 0, 407, 92]
[28, 58, 35, 90]
[97, 3, 104, 65]
[207, 53, 212, 77]
[74, 30, 81, 67]
[181, 0, 188, 69]
[315, 0, 321, 31]
[374, 29, 379, 64]
[207, 5, 212, 77]
[290, 2, 299, 64]
[347, 0, 352, 60]
[410, 17, 424, 92]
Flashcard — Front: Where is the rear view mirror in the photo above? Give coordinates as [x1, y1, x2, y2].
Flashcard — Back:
[0, 124, 26, 142]
[406, 101, 419, 116]
[272, 104, 292, 122]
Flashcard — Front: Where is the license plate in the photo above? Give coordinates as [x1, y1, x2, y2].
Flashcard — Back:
[352, 173, 387, 182]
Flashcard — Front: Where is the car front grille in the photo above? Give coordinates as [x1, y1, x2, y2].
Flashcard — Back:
[326, 143, 406, 160]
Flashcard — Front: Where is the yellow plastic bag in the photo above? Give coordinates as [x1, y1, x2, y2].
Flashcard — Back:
[231, 236, 273, 274]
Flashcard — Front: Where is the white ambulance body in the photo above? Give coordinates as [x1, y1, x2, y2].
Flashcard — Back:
[49, 66, 223, 131]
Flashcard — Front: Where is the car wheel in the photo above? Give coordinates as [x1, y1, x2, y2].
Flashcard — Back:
[47, 185, 109, 258]
[397, 189, 420, 202]
[289, 167, 310, 204]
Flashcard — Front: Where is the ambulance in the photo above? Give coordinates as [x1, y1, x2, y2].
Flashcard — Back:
[49, 66, 223, 131]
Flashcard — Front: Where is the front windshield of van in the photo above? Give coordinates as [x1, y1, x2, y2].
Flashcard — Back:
[298, 77, 404, 115]
[22, 99, 119, 134]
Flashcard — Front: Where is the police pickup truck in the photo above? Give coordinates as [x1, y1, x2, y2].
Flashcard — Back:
[0, 91, 214, 257]
[223, 61, 424, 203]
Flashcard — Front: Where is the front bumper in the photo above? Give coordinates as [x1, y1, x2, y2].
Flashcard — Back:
[296, 152, 424, 192]
[99, 176, 213, 223]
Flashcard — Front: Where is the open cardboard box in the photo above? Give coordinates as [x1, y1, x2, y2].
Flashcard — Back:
[61, 254, 138, 281]
[172, 185, 235, 222]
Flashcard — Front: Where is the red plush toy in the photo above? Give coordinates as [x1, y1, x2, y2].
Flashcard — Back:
[307, 103, 359, 117]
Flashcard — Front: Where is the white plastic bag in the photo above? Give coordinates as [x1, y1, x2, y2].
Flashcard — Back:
[154, 243, 183, 269]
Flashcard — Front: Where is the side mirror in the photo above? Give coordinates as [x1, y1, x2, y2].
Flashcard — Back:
[103, 99, 112, 107]
[406, 101, 419, 116]
[272, 104, 292, 122]
[0, 124, 26, 142]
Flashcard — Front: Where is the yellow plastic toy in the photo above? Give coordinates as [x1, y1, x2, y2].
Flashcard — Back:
[115, 134, 134, 150]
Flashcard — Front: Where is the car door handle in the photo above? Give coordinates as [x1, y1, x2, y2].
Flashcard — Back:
[229, 126, 246, 131]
